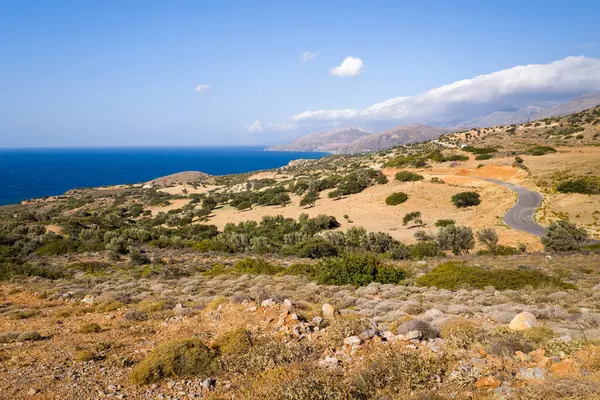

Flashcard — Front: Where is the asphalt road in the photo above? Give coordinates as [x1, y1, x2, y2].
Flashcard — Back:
[482, 178, 546, 237]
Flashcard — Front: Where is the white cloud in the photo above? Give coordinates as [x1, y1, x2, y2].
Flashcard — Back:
[302, 51, 320, 62]
[245, 120, 296, 133]
[245, 120, 263, 133]
[292, 56, 600, 123]
[194, 84, 211, 95]
[330, 56, 364, 77]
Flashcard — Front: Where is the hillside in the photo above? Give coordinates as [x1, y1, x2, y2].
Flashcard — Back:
[340, 124, 450, 154]
[266, 127, 371, 153]
[457, 91, 600, 128]
[1, 107, 600, 399]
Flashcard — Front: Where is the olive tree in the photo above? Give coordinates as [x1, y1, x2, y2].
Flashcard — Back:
[436, 225, 475, 255]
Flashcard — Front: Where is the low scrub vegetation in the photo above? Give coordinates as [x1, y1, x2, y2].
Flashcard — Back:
[385, 192, 408, 206]
[313, 252, 407, 286]
[556, 177, 600, 194]
[417, 261, 574, 290]
[451, 191, 481, 208]
[542, 220, 589, 252]
[394, 171, 424, 182]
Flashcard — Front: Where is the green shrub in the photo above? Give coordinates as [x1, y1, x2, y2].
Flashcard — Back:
[79, 323, 102, 333]
[462, 146, 497, 155]
[408, 242, 443, 259]
[475, 154, 493, 160]
[417, 261, 574, 290]
[233, 257, 283, 275]
[284, 262, 315, 276]
[542, 220, 589, 252]
[294, 239, 338, 259]
[440, 319, 485, 349]
[36, 239, 76, 256]
[313, 253, 406, 286]
[556, 177, 600, 194]
[385, 192, 409, 206]
[212, 328, 252, 355]
[322, 316, 373, 349]
[434, 219, 455, 227]
[395, 171, 424, 182]
[451, 191, 481, 207]
[527, 146, 557, 156]
[129, 339, 217, 384]
[436, 225, 475, 255]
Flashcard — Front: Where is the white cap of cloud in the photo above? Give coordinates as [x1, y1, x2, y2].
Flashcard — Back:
[330, 56, 364, 77]
[194, 84, 211, 94]
[296, 56, 600, 121]
[302, 51, 320, 62]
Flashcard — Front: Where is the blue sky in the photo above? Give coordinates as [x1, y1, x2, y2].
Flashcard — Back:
[1, 0, 599, 147]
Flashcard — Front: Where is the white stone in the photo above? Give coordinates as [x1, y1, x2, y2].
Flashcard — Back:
[343, 335, 362, 346]
[322, 303, 335, 318]
[509, 312, 538, 331]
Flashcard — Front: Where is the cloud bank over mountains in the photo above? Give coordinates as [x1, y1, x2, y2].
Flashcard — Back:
[257, 56, 600, 133]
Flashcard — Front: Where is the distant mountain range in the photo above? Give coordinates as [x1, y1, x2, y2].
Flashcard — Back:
[267, 91, 600, 154]
[266, 127, 371, 153]
[457, 91, 600, 128]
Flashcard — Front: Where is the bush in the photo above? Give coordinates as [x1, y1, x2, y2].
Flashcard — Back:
[79, 323, 102, 333]
[322, 316, 373, 349]
[313, 253, 406, 286]
[556, 177, 600, 194]
[462, 146, 496, 155]
[233, 257, 283, 275]
[129, 339, 217, 384]
[527, 145, 557, 156]
[294, 239, 338, 259]
[299, 191, 319, 207]
[385, 192, 409, 206]
[353, 344, 448, 395]
[388, 243, 410, 260]
[451, 192, 481, 208]
[436, 225, 474, 255]
[417, 261, 574, 290]
[434, 219, 455, 227]
[476, 228, 498, 252]
[402, 211, 422, 226]
[212, 328, 252, 355]
[542, 220, 588, 252]
[395, 171, 424, 182]
[475, 154, 493, 160]
[440, 319, 485, 349]
[284, 262, 315, 276]
[408, 242, 443, 259]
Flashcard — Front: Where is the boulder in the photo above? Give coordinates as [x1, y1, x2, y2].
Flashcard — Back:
[509, 312, 538, 331]
[322, 303, 335, 318]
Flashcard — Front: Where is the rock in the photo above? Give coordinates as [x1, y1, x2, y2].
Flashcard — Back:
[318, 355, 340, 368]
[261, 299, 277, 307]
[405, 330, 422, 340]
[312, 316, 323, 325]
[202, 378, 217, 391]
[488, 310, 514, 324]
[283, 299, 293, 308]
[509, 312, 538, 331]
[518, 367, 546, 382]
[343, 335, 362, 346]
[548, 291, 570, 301]
[322, 303, 335, 318]
[27, 389, 37, 396]
[173, 303, 190, 316]
[550, 359, 574, 376]
[167, 380, 176, 389]
[475, 376, 501, 389]
[358, 329, 377, 341]
[247, 306, 258, 312]
[382, 330, 395, 341]
[81, 295, 95, 305]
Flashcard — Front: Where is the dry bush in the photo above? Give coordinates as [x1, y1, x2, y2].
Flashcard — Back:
[238, 364, 353, 400]
[218, 335, 316, 373]
[212, 328, 252, 355]
[137, 299, 171, 313]
[205, 296, 229, 311]
[321, 316, 373, 349]
[129, 339, 217, 385]
[439, 319, 485, 349]
[79, 323, 102, 333]
[515, 375, 600, 400]
[578, 345, 600, 372]
[353, 344, 448, 397]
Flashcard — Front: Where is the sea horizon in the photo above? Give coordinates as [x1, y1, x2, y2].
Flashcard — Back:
[0, 146, 328, 206]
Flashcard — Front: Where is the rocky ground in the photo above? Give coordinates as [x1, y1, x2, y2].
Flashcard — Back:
[2, 252, 600, 399]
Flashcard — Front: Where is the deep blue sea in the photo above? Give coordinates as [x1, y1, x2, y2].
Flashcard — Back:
[0, 147, 327, 206]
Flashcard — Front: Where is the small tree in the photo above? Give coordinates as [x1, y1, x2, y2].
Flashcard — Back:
[402, 211, 423, 226]
[436, 225, 475, 255]
[452, 192, 481, 208]
[476, 228, 498, 252]
[299, 191, 319, 208]
[236, 201, 252, 211]
[542, 220, 588, 252]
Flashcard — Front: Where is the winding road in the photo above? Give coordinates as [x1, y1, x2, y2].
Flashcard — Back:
[482, 178, 546, 237]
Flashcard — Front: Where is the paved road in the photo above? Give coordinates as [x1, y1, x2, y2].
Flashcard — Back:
[482, 178, 546, 237]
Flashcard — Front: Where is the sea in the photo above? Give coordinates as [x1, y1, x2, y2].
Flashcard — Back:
[0, 147, 328, 206]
